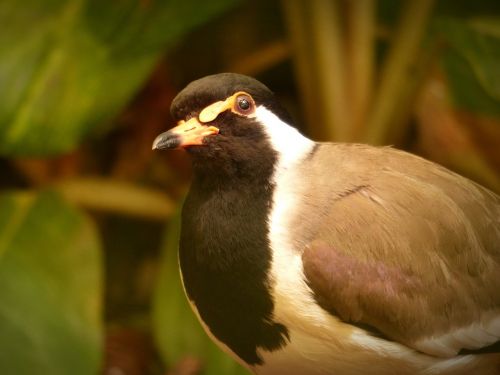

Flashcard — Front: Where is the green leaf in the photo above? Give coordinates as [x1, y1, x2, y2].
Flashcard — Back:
[152, 209, 250, 375]
[0, 0, 239, 156]
[436, 17, 500, 116]
[0, 190, 103, 375]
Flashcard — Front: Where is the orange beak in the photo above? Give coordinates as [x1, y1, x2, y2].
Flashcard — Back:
[152, 117, 219, 150]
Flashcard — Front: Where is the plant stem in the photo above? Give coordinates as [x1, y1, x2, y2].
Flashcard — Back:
[281, 0, 325, 139]
[55, 177, 176, 220]
[227, 40, 290, 76]
[347, 0, 375, 141]
[364, 0, 435, 145]
[309, 0, 351, 142]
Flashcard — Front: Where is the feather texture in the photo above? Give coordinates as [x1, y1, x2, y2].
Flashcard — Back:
[268, 141, 500, 372]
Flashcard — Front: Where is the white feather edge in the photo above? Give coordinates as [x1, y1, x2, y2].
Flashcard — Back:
[414, 314, 500, 357]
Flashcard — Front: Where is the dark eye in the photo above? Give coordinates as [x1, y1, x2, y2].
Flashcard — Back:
[235, 94, 254, 114]
[238, 97, 250, 110]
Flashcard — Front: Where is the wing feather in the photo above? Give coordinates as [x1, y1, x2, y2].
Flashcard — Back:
[295, 144, 500, 357]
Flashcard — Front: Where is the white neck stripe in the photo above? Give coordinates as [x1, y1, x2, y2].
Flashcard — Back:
[254, 106, 315, 174]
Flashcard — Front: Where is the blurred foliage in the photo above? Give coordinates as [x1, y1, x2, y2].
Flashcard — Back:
[437, 17, 500, 116]
[0, 0, 239, 156]
[0, 0, 241, 374]
[0, 190, 102, 375]
[0, 1, 498, 375]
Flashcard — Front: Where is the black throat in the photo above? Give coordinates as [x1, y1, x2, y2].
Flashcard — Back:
[179, 142, 289, 365]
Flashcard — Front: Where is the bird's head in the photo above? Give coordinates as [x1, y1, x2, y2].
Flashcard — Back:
[152, 73, 309, 178]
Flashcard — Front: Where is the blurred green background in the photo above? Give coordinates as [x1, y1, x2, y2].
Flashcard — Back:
[0, 1, 498, 374]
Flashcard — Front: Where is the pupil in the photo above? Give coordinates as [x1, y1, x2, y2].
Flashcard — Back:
[239, 98, 250, 110]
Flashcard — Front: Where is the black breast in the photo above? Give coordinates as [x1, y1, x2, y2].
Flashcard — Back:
[179, 174, 289, 365]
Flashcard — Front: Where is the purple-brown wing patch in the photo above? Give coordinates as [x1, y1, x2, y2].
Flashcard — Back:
[302, 240, 424, 338]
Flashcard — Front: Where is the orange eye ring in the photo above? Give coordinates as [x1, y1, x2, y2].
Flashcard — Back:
[198, 91, 256, 123]
[234, 94, 254, 115]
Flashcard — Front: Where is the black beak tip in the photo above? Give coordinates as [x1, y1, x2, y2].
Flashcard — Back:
[152, 132, 180, 150]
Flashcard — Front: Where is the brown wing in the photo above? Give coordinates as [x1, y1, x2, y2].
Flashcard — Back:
[295, 143, 500, 357]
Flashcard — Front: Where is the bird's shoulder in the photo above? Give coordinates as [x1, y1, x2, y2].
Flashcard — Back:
[292, 142, 499, 249]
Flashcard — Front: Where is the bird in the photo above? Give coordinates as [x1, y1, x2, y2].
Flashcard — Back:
[152, 73, 500, 375]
